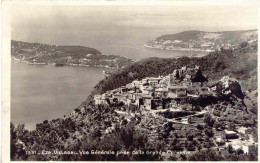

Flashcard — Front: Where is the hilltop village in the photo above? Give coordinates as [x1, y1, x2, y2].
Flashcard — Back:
[10, 30, 258, 161]
[11, 43, 258, 161]
[94, 66, 257, 158]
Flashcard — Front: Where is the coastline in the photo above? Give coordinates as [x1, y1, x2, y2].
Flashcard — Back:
[12, 49, 209, 69]
[11, 57, 119, 69]
[144, 44, 214, 52]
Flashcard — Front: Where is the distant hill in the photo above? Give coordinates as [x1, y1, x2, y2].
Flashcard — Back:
[11, 40, 134, 68]
[145, 29, 257, 52]
[157, 29, 257, 41]
[158, 30, 203, 41]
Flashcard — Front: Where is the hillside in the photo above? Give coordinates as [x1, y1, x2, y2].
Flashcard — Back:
[10, 42, 258, 161]
[84, 42, 257, 107]
[145, 29, 257, 52]
[10, 33, 258, 161]
[11, 40, 134, 68]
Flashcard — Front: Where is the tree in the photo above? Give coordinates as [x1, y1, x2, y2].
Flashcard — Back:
[175, 70, 180, 79]
[169, 155, 178, 161]
[128, 104, 138, 113]
[196, 124, 204, 130]
[248, 145, 258, 161]
[188, 117, 193, 124]
[236, 148, 244, 155]
[10, 123, 29, 161]
[193, 106, 201, 111]
[228, 144, 234, 154]
[204, 113, 215, 127]
[240, 41, 249, 48]
[204, 127, 214, 138]
[187, 133, 194, 141]
[192, 69, 208, 83]
[170, 138, 182, 151]
[121, 119, 128, 126]
[180, 154, 187, 161]
[120, 123, 135, 149]
[188, 150, 224, 161]
[11, 123, 17, 159]
[197, 144, 202, 152]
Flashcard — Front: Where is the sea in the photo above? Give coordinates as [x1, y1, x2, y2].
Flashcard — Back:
[11, 30, 207, 130]
[11, 63, 106, 130]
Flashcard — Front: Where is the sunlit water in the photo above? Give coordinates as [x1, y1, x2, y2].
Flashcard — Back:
[11, 62, 105, 130]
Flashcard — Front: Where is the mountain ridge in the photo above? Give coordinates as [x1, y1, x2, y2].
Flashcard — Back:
[157, 29, 257, 40]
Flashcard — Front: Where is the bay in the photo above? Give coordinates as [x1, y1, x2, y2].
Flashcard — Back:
[11, 62, 105, 130]
[11, 47, 206, 130]
[11, 28, 207, 130]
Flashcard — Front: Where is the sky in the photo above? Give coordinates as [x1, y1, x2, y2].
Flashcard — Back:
[11, 5, 257, 47]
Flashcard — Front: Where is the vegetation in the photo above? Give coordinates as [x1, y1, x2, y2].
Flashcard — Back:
[157, 30, 256, 41]
[158, 30, 204, 41]
[10, 104, 164, 161]
[11, 37, 257, 161]
[11, 40, 134, 68]
[84, 43, 257, 106]
[146, 29, 257, 51]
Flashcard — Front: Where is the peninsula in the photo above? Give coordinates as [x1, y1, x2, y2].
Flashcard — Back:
[11, 40, 135, 68]
[145, 30, 257, 52]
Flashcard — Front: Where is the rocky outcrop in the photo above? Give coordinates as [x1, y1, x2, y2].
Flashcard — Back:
[215, 76, 244, 99]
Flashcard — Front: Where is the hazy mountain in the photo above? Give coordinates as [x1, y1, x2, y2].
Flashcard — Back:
[145, 29, 257, 51]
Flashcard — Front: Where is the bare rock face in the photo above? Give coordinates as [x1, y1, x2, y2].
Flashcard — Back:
[216, 76, 244, 99]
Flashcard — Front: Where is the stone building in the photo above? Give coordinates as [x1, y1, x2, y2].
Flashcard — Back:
[167, 85, 188, 99]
